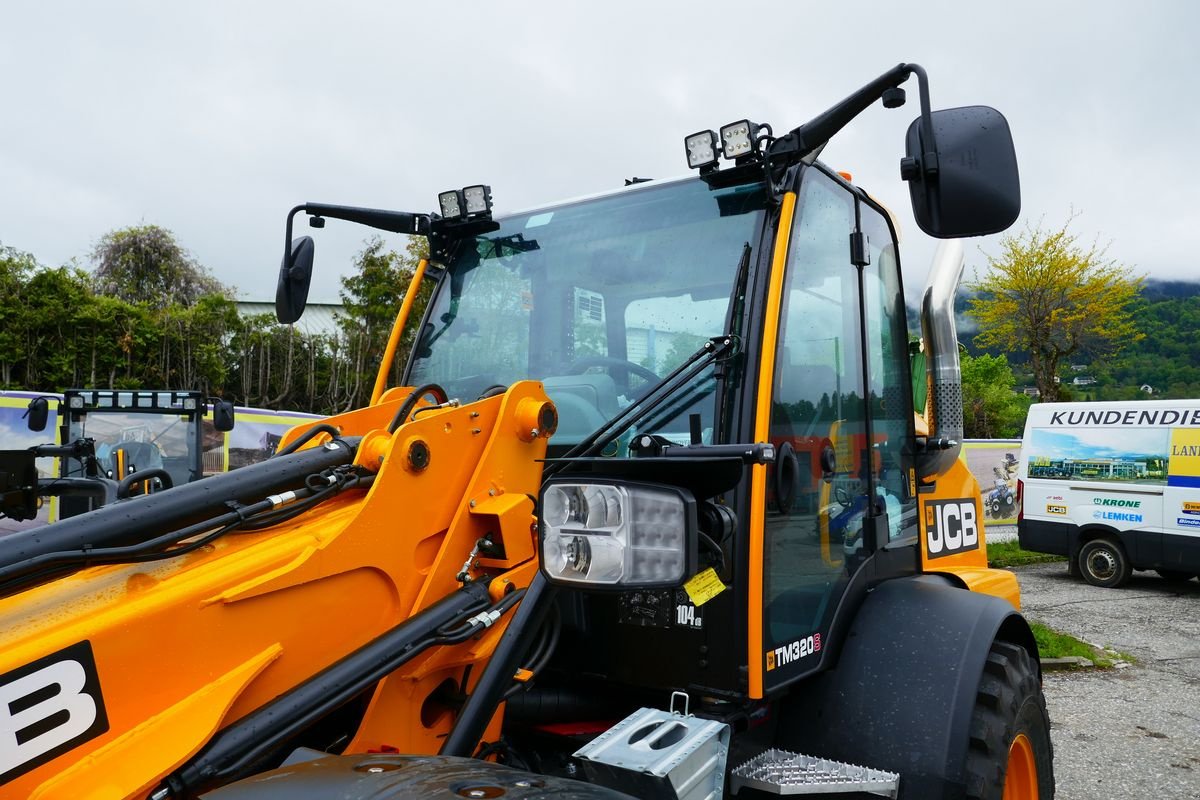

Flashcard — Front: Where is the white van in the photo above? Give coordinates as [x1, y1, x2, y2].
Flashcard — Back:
[1017, 399, 1200, 588]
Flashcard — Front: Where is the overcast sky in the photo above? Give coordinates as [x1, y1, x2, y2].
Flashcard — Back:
[2, 1, 1196, 305]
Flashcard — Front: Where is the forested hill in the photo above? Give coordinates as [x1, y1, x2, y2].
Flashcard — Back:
[1140, 279, 1200, 301]
[945, 278, 1200, 399]
[1106, 279, 1200, 397]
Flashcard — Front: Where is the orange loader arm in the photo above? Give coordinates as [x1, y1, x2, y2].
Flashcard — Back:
[0, 382, 556, 799]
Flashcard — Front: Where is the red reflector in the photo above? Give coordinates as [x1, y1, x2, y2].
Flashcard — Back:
[533, 720, 619, 737]
[1017, 479, 1024, 522]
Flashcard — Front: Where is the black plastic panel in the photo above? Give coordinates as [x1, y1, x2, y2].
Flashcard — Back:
[202, 753, 635, 799]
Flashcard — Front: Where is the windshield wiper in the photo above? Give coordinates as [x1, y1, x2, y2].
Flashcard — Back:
[543, 334, 740, 479]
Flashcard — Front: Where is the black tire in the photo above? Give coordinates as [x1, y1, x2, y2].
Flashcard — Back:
[964, 641, 1055, 800]
[1077, 537, 1132, 588]
[1155, 569, 1196, 583]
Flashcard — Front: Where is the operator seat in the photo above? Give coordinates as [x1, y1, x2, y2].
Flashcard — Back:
[541, 373, 620, 448]
[110, 441, 163, 476]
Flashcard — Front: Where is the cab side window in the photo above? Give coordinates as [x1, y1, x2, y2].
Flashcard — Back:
[861, 205, 918, 539]
[763, 170, 864, 652]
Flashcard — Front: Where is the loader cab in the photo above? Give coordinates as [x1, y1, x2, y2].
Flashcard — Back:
[404, 163, 922, 700]
[57, 389, 232, 517]
[407, 176, 769, 455]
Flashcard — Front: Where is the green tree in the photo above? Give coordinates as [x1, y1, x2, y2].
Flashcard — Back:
[21, 266, 97, 388]
[0, 245, 39, 386]
[960, 352, 1029, 438]
[967, 218, 1143, 402]
[91, 225, 230, 308]
[336, 236, 430, 410]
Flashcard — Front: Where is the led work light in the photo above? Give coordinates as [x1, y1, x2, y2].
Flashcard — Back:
[685, 130, 719, 170]
[719, 120, 761, 159]
[539, 480, 698, 589]
[462, 184, 492, 216]
[438, 190, 464, 220]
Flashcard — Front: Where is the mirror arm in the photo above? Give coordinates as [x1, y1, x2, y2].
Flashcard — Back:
[282, 203, 432, 269]
[907, 63, 939, 176]
[282, 205, 306, 270]
[301, 203, 431, 236]
[768, 62, 917, 163]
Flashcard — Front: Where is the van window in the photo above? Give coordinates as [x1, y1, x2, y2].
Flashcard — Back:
[1025, 427, 1168, 484]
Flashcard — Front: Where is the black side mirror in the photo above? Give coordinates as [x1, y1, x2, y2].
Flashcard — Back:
[903, 105, 1020, 238]
[276, 236, 315, 324]
[23, 397, 49, 432]
[211, 400, 236, 432]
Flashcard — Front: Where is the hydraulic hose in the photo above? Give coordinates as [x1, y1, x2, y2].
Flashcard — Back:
[0, 438, 359, 595]
[387, 384, 449, 433]
[156, 581, 495, 798]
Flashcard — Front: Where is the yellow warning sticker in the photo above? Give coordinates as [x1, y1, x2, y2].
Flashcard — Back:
[684, 568, 727, 607]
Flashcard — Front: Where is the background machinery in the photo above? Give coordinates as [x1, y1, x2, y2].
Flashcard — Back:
[0, 390, 235, 524]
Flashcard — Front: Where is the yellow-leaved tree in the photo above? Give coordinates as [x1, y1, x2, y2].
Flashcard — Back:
[967, 218, 1143, 403]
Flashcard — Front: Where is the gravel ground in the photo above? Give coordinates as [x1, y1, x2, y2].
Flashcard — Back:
[1014, 562, 1200, 799]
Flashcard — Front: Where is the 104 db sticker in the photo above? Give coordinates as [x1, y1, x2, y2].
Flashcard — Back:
[924, 498, 980, 558]
[0, 641, 108, 784]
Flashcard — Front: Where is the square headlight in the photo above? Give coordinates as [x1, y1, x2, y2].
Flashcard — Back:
[438, 190, 464, 220]
[539, 480, 698, 589]
[719, 120, 758, 159]
[684, 130, 719, 170]
[462, 184, 492, 216]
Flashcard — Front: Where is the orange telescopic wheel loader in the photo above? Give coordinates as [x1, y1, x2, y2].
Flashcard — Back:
[0, 62, 1051, 800]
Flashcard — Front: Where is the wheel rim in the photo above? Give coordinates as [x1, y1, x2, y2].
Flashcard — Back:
[1003, 732, 1039, 800]
[1086, 548, 1117, 580]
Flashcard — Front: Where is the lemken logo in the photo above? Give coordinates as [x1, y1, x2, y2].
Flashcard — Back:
[1093, 510, 1143, 524]
[1093, 498, 1141, 508]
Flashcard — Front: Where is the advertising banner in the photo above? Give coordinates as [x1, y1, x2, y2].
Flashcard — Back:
[962, 440, 1022, 530]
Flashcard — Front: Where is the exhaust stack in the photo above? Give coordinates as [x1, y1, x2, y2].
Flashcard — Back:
[918, 240, 965, 479]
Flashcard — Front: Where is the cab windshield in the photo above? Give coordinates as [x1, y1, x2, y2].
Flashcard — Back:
[407, 177, 768, 446]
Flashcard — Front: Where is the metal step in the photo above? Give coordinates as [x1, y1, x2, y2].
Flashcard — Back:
[730, 748, 900, 798]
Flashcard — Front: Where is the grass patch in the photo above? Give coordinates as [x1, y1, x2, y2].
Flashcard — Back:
[986, 539, 1066, 568]
[1031, 621, 1110, 665]
[1029, 621, 1135, 668]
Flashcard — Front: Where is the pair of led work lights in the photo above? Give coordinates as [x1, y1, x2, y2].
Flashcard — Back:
[437, 185, 493, 221]
[685, 120, 767, 170]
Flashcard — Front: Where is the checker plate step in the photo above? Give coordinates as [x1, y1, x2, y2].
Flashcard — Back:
[731, 748, 900, 797]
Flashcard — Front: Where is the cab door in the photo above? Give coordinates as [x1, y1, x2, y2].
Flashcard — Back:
[752, 167, 918, 695]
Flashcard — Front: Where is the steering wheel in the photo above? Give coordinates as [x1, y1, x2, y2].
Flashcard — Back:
[834, 485, 853, 509]
[567, 356, 661, 386]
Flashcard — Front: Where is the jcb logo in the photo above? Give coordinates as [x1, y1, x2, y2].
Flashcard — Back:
[0, 642, 108, 784]
[925, 498, 980, 559]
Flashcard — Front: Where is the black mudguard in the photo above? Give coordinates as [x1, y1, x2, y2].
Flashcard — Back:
[773, 574, 1037, 799]
[201, 752, 635, 800]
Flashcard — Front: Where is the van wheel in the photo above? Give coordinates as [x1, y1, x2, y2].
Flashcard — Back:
[1155, 569, 1196, 583]
[1078, 538, 1131, 588]
[964, 641, 1055, 800]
